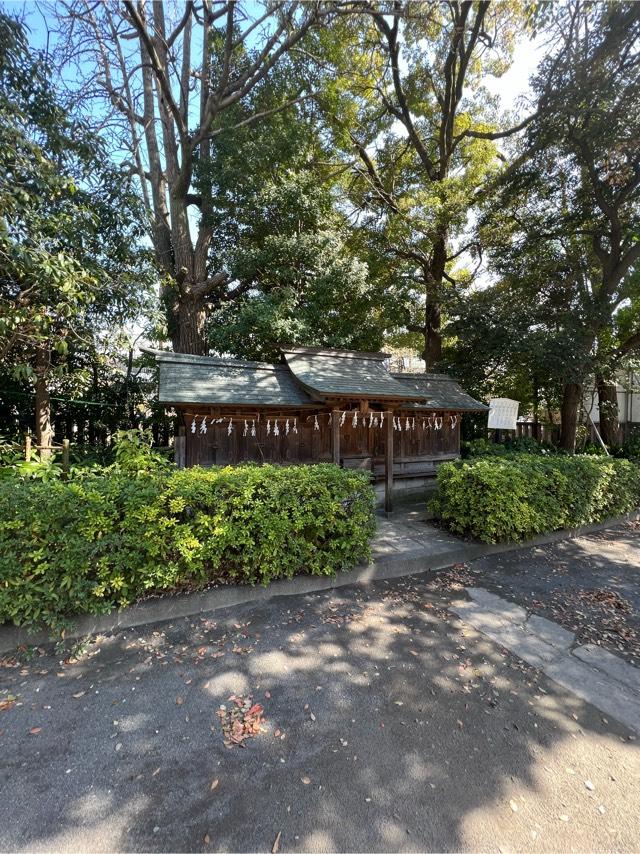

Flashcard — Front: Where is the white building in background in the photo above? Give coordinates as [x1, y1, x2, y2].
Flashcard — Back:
[582, 369, 640, 434]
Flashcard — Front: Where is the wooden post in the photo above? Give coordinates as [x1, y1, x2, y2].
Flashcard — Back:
[385, 409, 394, 515]
[175, 426, 186, 469]
[62, 439, 70, 478]
[332, 409, 341, 466]
[25, 434, 32, 462]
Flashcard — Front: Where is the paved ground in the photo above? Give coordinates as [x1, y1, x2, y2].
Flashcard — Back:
[462, 521, 640, 666]
[373, 502, 468, 559]
[2, 535, 640, 852]
[452, 586, 640, 734]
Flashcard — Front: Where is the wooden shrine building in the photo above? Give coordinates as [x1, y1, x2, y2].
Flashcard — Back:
[144, 346, 488, 511]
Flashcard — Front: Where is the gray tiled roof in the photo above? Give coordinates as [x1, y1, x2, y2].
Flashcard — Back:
[392, 373, 489, 411]
[142, 349, 315, 407]
[283, 347, 425, 401]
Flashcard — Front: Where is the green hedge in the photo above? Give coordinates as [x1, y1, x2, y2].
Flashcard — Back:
[461, 437, 557, 458]
[430, 456, 640, 543]
[0, 464, 375, 630]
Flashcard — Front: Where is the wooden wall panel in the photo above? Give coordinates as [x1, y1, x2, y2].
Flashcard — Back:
[182, 408, 461, 467]
[185, 415, 336, 467]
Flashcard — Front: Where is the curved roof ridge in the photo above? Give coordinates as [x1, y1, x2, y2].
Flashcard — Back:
[392, 371, 453, 381]
[141, 347, 280, 372]
[281, 346, 390, 361]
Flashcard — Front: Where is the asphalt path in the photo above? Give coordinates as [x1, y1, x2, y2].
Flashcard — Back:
[1, 545, 639, 852]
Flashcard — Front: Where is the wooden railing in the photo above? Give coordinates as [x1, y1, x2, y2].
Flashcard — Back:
[24, 435, 71, 475]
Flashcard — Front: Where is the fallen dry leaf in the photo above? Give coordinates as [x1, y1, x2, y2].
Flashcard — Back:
[29, 727, 41, 735]
[210, 779, 219, 792]
[272, 830, 281, 854]
[217, 695, 265, 747]
[301, 776, 311, 785]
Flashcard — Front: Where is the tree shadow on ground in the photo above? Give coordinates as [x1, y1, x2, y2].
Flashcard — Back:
[1, 571, 638, 852]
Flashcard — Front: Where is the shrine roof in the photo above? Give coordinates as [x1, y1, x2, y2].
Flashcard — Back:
[282, 347, 425, 402]
[142, 349, 315, 408]
[392, 373, 489, 411]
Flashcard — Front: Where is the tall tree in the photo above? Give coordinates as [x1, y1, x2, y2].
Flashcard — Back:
[484, 1, 640, 451]
[207, 171, 393, 360]
[50, 0, 339, 354]
[0, 13, 153, 453]
[317, 1, 526, 368]
[186, 64, 398, 360]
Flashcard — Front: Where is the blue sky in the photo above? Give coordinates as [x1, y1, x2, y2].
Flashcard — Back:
[8, 0, 544, 113]
[2, 0, 52, 49]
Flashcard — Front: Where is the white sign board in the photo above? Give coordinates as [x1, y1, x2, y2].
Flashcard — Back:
[488, 398, 519, 431]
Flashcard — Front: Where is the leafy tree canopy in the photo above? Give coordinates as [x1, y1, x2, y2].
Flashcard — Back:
[0, 12, 155, 445]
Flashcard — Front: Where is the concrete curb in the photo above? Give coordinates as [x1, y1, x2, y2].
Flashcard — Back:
[1, 510, 638, 654]
[451, 586, 640, 733]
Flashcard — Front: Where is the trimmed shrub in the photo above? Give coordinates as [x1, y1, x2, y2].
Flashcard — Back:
[431, 455, 640, 543]
[461, 437, 557, 458]
[0, 464, 375, 630]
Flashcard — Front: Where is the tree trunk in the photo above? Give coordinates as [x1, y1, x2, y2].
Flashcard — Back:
[422, 232, 447, 370]
[596, 374, 619, 447]
[560, 382, 582, 453]
[532, 375, 540, 441]
[173, 292, 208, 355]
[424, 299, 442, 369]
[34, 344, 53, 459]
